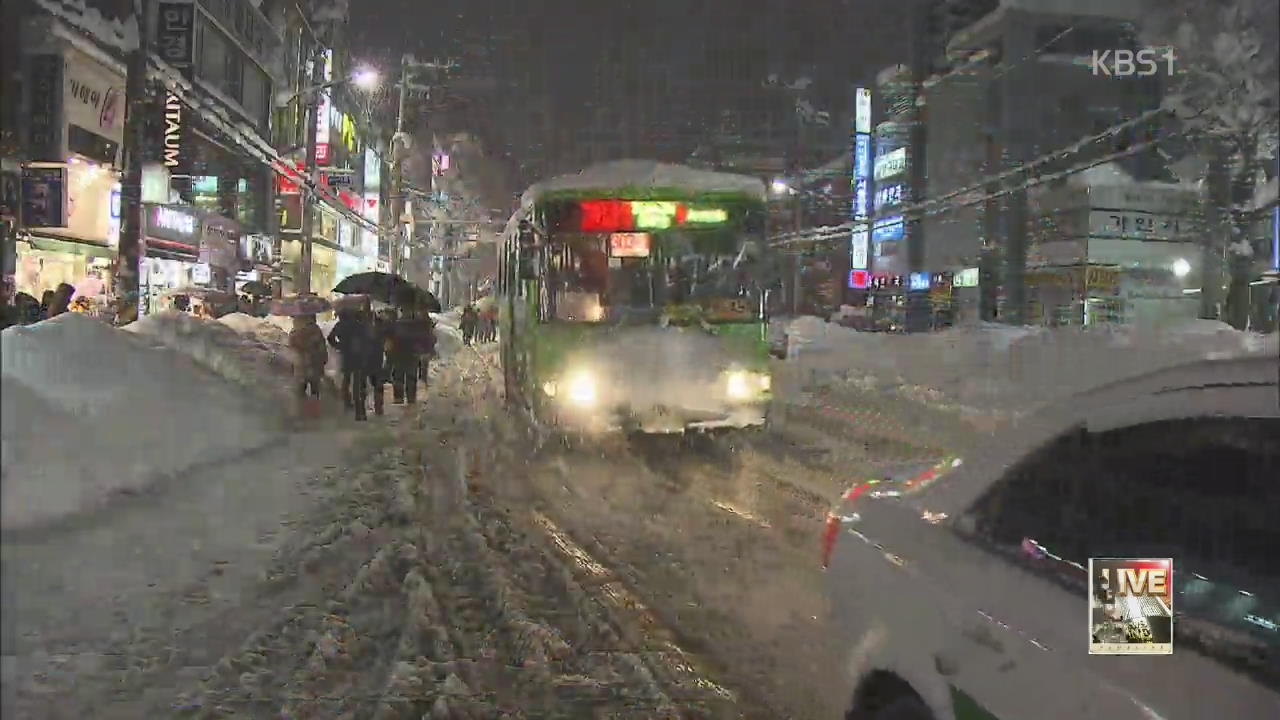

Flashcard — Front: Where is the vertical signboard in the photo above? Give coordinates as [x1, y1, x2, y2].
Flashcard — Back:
[160, 92, 188, 172]
[27, 55, 63, 161]
[156, 2, 196, 75]
[363, 147, 380, 190]
[316, 49, 334, 165]
[850, 224, 869, 273]
[851, 87, 873, 223]
[855, 87, 872, 135]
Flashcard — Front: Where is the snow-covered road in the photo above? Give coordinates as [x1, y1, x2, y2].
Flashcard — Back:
[2, 326, 1023, 719]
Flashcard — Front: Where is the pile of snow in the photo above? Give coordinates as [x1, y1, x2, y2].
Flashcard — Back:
[785, 316, 1278, 413]
[521, 159, 767, 206]
[126, 312, 298, 403]
[1, 314, 277, 530]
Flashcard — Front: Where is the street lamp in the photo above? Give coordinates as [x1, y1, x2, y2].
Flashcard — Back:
[1172, 257, 1192, 278]
[291, 62, 384, 295]
[351, 67, 380, 91]
[770, 178, 791, 195]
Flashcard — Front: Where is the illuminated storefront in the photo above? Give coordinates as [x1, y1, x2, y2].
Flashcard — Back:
[16, 41, 126, 313]
[140, 203, 200, 314]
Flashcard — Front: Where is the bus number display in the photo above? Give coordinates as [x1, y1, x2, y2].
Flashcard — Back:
[609, 232, 651, 257]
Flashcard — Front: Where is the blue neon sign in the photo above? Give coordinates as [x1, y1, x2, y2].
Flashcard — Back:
[853, 134, 871, 178]
[875, 183, 904, 211]
[853, 177, 869, 220]
[908, 272, 930, 291]
[872, 216, 904, 243]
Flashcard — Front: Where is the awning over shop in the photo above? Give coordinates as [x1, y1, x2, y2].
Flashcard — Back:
[21, 234, 115, 259]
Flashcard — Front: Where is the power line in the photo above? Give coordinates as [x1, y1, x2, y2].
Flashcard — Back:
[772, 127, 1185, 248]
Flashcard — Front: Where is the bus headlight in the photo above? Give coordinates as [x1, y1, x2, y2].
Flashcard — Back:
[565, 371, 598, 407]
[725, 370, 771, 400]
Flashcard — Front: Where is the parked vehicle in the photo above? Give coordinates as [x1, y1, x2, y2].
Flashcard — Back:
[824, 356, 1280, 720]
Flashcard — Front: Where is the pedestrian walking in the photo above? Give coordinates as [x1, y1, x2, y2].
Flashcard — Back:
[388, 303, 435, 404]
[289, 313, 328, 416]
[481, 305, 498, 342]
[460, 304, 478, 345]
[368, 308, 396, 415]
[327, 303, 378, 420]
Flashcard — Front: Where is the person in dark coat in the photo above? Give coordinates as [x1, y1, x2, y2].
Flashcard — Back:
[289, 314, 328, 413]
[460, 304, 478, 345]
[367, 308, 396, 416]
[388, 304, 435, 404]
[48, 283, 75, 317]
[327, 305, 378, 420]
[39, 290, 55, 319]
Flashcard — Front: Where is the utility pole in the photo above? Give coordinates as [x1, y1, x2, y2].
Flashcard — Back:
[296, 48, 322, 295]
[388, 53, 410, 276]
[386, 55, 456, 278]
[905, 0, 931, 332]
[114, 0, 151, 325]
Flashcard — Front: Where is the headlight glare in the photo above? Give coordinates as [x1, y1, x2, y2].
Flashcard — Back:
[566, 372, 597, 407]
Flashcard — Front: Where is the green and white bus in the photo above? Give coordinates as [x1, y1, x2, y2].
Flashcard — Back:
[497, 160, 775, 435]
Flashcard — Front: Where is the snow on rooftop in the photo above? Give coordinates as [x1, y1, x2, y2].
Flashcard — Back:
[522, 160, 767, 206]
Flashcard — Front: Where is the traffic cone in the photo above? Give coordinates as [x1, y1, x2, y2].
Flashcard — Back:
[821, 512, 841, 569]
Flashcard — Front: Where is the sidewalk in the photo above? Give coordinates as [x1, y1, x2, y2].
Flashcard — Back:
[0, 417, 382, 719]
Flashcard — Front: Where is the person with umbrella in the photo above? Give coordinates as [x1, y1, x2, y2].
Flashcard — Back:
[327, 297, 379, 421]
[368, 307, 396, 416]
[289, 313, 328, 414]
[273, 294, 332, 416]
[387, 290, 435, 404]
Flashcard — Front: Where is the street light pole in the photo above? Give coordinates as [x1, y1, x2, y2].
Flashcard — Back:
[388, 53, 410, 277]
[297, 48, 322, 295]
[114, 0, 151, 324]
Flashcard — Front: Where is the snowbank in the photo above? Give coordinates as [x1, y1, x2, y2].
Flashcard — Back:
[1, 314, 277, 530]
[126, 312, 298, 404]
[522, 159, 767, 205]
[785, 317, 1279, 413]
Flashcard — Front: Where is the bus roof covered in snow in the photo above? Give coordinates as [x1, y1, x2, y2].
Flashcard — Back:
[518, 160, 768, 208]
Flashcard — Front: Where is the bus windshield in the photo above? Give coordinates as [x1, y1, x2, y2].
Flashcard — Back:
[544, 232, 764, 323]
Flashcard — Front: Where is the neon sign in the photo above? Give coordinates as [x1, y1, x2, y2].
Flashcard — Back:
[162, 92, 182, 168]
[577, 200, 725, 232]
[152, 206, 195, 235]
[873, 216, 904, 243]
[631, 201, 680, 229]
[685, 207, 727, 224]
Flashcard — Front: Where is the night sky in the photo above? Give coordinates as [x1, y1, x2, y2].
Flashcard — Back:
[348, 0, 909, 165]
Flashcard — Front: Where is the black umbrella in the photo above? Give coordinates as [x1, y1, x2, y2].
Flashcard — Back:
[239, 280, 272, 296]
[411, 287, 443, 313]
[386, 284, 442, 313]
[332, 271, 412, 300]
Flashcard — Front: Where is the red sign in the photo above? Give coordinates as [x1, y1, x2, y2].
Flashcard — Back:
[848, 269, 870, 289]
[338, 190, 359, 211]
[316, 143, 330, 165]
[580, 200, 634, 232]
[276, 162, 305, 194]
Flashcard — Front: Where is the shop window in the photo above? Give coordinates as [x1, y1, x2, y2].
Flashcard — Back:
[243, 63, 269, 129]
[224, 51, 244, 105]
[199, 24, 226, 88]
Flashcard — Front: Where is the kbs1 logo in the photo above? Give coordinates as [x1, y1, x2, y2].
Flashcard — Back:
[1089, 48, 1177, 77]
[1089, 558, 1174, 655]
